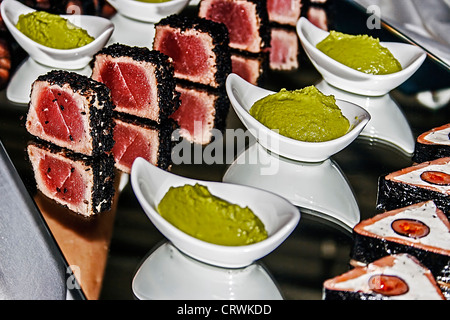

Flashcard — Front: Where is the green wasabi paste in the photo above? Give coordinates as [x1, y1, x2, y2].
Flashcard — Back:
[316, 30, 402, 75]
[157, 184, 268, 246]
[16, 11, 94, 49]
[250, 86, 350, 142]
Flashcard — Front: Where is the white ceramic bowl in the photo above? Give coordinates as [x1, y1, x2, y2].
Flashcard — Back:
[296, 17, 427, 96]
[130, 157, 300, 269]
[226, 73, 371, 163]
[1, 0, 114, 69]
[107, 0, 190, 23]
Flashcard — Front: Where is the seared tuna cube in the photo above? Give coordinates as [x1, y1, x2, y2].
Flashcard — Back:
[376, 157, 450, 218]
[27, 141, 115, 217]
[26, 70, 114, 157]
[91, 43, 178, 124]
[170, 83, 229, 145]
[231, 51, 267, 85]
[198, 0, 270, 54]
[153, 14, 231, 89]
[112, 115, 173, 174]
[267, 0, 303, 27]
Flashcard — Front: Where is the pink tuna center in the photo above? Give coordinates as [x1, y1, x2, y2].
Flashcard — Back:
[204, 2, 253, 45]
[112, 124, 152, 169]
[97, 61, 151, 111]
[157, 29, 209, 76]
[36, 87, 84, 143]
[40, 155, 84, 205]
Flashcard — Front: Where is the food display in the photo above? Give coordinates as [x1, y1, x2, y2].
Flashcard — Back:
[249, 85, 350, 142]
[15, 11, 94, 49]
[157, 183, 268, 246]
[316, 30, 403, 75]
[413, 123, 450, 163]
[323, 254, 446, 300]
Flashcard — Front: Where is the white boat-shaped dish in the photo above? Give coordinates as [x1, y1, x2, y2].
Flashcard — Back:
[296, 17, 427, 96]
[107, 0, 190, 23]
[130, 157, 300, 268]
[132, 242, 283, 300]
[226, 73, 371, 163]
[1, 0, 114, 69]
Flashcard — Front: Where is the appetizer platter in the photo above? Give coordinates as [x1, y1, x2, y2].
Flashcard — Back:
[0, 0, 448, 301]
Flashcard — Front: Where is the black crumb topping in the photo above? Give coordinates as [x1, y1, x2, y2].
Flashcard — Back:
[91, 43, 179, 124]
[28, 140, 115, 215]
[413, 142, 450, 163]
[156, 14, 232, 89]
[33, 70, 115, 157]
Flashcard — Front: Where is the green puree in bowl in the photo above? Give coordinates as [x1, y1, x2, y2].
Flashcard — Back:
[250, 86, 350, 142]
[316, 30, 402, 75]
[157, 184, 268, 246]
[16, 11, 94, 49]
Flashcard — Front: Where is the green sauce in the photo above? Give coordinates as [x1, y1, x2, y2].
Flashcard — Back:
[16, 11, 94, 49]
[316, 30, 402, 75]
[157, 184, 268, 246]
[250, 86, 350, 142]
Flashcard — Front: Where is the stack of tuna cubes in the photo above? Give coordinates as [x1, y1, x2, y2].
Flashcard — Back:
[25, 70, 116, 217]
[91, 43, 178, 173]
[153, 14, 232, 145]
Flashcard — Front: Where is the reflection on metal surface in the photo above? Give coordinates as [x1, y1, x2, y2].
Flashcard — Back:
[316, 80, 415, 155]
[223, 142, 360, 233]
[132, 241, 283, 300]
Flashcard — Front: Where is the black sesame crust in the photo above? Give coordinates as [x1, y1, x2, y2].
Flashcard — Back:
[155, 14, 232, 89]
[413, 142, 450, 163]
[91, 43, 179, 124]
[32, 70, 115, 157]
[323, 288, 387, 300]
[113, 112, 176, 171]
[28, 140, 115, 215]
[350, 231, 450, 284]
[376, 174, 450, 218]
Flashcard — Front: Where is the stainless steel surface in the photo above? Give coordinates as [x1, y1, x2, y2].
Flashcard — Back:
[0, 141, 84, 299]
